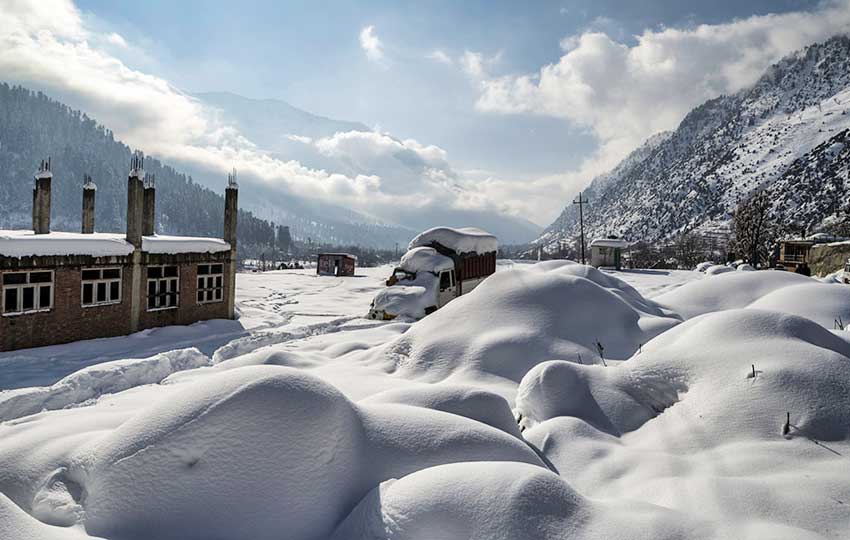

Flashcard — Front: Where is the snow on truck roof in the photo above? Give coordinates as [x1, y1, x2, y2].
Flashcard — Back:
[589, 238, 630, 249]
[0, 230, 230, 258]
[399, 247, 454, 274]
[408, 227, 498, 255]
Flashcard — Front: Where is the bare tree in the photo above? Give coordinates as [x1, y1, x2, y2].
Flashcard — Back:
[674, 230, 706, 269]
[732, 189, 777, 266]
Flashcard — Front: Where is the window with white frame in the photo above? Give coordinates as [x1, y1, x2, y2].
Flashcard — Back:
[147, 265, 179, 310]
[81, 268, 122, 307]
[197, 263, 224, 303]
[2, 271, 53, 315]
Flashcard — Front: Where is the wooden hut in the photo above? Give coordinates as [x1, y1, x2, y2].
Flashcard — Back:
[316, 253, 356, 276]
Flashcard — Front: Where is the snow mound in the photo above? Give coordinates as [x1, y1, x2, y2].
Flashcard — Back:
[331, 461, 707, 540]
[408, 226, 497, 254]
[695, 261, 714, 272]
[705, 264, 735, 275]
[398, 246, 454, 274]
[0, 348, 208, 421]
[70, 366, 542, 540]
[748, 282, 850, 328]
[79, 366, 364, 540]
[736, 263, 756, 271]
[654, 270, 812, 319]
[374, 262, 679, 385]
[362, 384, 522, 438]
[370, 274, 437, 319]
[0, 493, 97, 540]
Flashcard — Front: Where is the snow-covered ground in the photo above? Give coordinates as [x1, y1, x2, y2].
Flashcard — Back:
[1, 262, 848, 540]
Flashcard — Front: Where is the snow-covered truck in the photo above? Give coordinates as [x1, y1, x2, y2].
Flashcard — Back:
[368, 227, 498, 320]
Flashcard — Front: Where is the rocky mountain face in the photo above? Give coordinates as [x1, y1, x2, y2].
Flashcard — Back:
[536, 34, 850, 250]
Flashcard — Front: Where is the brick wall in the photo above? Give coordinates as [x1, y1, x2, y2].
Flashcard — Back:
[0, 266, 133, 352]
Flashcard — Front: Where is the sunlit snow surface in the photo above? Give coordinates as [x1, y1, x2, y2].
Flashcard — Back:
[1, 262, 848, 540]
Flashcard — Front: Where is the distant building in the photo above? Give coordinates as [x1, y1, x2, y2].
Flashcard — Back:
[590, 237, 629, 269]
[777, 234, 846, 271]
[0, 158, 239, 352]
[317, 253, 356, 276]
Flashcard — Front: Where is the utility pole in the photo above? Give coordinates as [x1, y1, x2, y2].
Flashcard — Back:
[573, 191, 588, 265]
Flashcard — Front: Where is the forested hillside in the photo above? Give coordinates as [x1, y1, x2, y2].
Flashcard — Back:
[0, 84, 277, 254]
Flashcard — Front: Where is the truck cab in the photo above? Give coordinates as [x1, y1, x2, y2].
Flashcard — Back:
[368, 227, 498, 320]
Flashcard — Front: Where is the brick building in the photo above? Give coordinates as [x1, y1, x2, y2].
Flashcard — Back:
[0, 158, 239, 352]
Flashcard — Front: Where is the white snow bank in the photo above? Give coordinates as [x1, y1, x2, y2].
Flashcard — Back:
[0, 348, 208, 422]
[0, 493, 98, 540]
[398, 246, 454, 274]
[68, 365, 542, 540]
[747, 282, 850, 328]
[736, 263, 755, 271]
[371, 262, 679, 385]
[370, 273, 438, 319]
[654, 270, 812, 319]
[408, 226, 497, 254]
[695, 261, 714, 272]
[0, 231, 133, 258]
[141, 235, 230, 254]
[362, 384, 522, 438]
[331, 461, 708, 540]
[705, 264, 735, 275]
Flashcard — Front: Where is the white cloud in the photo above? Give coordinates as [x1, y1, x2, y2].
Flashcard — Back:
[106, 32, 127, 48]
[428, 49, 453, 65]
[0, 1, 535, 237]
[359, 25, 384, 62]
[476, 0, 850, 169]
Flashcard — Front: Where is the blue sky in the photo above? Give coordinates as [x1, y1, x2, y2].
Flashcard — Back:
[3, 0, 846, 230]
[75, 0, 818, 179]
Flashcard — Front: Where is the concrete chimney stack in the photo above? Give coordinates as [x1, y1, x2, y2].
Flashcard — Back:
[82, 174, 96, 234]
[33, 158, 52, 235]
[224, 168, 239, 318]
[143, 173, 156, 236]
[126, 154, 145, 248]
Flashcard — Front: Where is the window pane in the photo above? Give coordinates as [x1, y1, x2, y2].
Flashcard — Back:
[147, 267, 162, 279]
[215, 289, 222, 300]
[197, 277, 204, 290]
[39, 285, 51, 309]
[103, 268, 121, 279]
[148, 281, 157, 297]
[158, 280, 167, 295]
[4, 289, 17, 312]
[148, 295, 156, 309]
[215, 276, 223, 288]
[22, 287, 35, 311]
[164, 266, 178, 278]
[3, 273, 26, 285]
[30, 272, 52, 283]
[212, 264, 223, 274]
[198, 264, 209, 275]
[206, 290, 213, 301]
[168, 293, 178, 307]
[97, 282, 107, 302]
[207, 277, 214, 289]
[82, 269, 100, 281]
[110, 281, 120, 301]
[197, 291, 204, 302]
[169, 279, 178, 293]
[83, 283, 93, 304]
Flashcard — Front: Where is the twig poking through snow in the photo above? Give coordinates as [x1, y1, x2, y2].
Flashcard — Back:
[782, 412, 791, 437]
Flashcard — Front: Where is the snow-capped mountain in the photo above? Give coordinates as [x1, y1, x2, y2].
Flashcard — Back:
[536, 34, 850, 249]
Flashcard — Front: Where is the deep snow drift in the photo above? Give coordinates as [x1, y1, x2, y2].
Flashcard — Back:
[1, 263, 848, 540]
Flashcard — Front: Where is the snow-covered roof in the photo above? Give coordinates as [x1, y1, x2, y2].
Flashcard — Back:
[399, 247, 454, 274]
[142, 235, 231, 254]
[408, 227, 498, 255]
[589, 238, 630, 249]
[0, 231, 134, 257]
[0, 230, 231, 258]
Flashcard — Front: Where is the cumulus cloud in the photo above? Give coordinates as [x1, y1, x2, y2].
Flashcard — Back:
[0, 0, 533, 235]
[359, 25, 384, 62]
[477, 0, 850, 169]
[428, 49, 453, 65]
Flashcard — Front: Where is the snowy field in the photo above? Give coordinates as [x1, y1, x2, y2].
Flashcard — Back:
[1, 261, 849, 540]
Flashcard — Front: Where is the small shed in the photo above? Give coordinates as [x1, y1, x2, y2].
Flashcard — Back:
[589, 237, 629, 269]
[317, 253, 356, 276]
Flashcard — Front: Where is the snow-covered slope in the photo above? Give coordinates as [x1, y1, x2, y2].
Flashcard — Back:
[537, 35, 850, 249]
[1, 264, 848, 540]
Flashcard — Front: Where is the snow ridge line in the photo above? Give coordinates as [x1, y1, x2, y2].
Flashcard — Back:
[0, 348, 209, 422]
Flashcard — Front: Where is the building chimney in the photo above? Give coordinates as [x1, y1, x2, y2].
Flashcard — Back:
[33, 158, 52, 235]
[224, 168, 239, 319]
[143, 173, 156, 236]
[224, 168, 239, 248]
[126, 154, 145, 248]
[82, 174, 96, 234]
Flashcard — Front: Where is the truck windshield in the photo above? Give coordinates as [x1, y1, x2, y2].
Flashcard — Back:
[439, 271, 452, 290]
